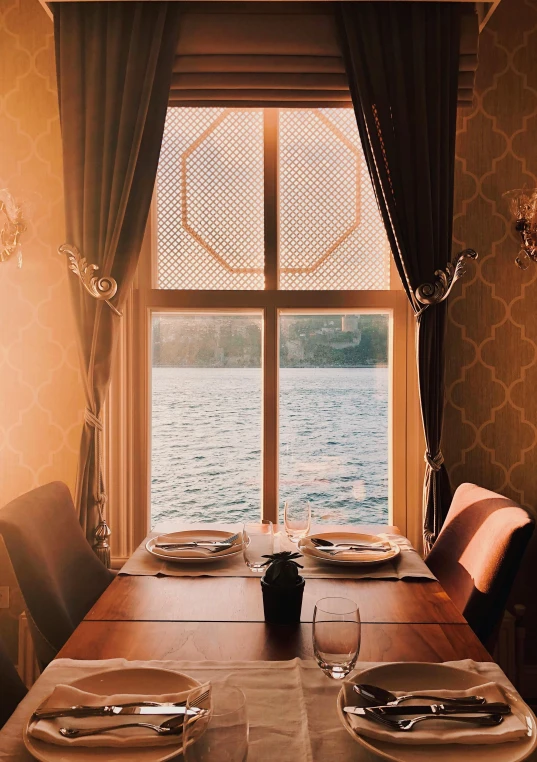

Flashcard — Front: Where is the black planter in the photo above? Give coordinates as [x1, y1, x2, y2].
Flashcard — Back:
[260, 576, 305, 624]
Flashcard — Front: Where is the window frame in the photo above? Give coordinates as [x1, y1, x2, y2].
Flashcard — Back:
[105, 108, 424, 566]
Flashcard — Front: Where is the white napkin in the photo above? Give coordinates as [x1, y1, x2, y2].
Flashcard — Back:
[377, 532, 414, 550]
[153, 532, 241, 559]
[344, 682, 528, 745]
[29, 682, 208, 747]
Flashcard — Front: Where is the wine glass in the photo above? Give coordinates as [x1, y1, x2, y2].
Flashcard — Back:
[313, 597, 361, 679]
[184, 682, 249, 762]
[243, 521, 274, 572]
[283, 499, 311, 543]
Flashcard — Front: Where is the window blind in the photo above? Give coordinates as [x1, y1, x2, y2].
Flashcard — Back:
[169, 2, 479, 108]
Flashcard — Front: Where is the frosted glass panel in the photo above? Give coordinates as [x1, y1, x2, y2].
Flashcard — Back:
[157, 108, 264, 290]
[279, 109, 390, 290]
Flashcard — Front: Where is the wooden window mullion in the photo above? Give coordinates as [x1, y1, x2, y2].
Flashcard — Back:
[262, 109, 279, 523]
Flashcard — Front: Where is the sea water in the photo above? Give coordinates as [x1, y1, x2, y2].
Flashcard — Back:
[151, 366, 388, 527]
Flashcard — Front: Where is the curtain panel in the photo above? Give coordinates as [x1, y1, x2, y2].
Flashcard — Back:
[337, 2, 467, 552]
[53, 2, 181, 558]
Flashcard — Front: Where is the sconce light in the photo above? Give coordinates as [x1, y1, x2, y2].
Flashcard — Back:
[0, 188, 27, 268]
[504, 188, 537, 270]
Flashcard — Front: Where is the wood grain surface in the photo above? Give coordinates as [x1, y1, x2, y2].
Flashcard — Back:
[60, 621, 491, 663]
[64, 526, 490, 669]
[87, 575, 465, 624]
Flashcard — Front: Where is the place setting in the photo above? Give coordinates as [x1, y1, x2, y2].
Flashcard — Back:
[119, 525, 250, 576]
[145, 529, 244, 565]
[283, 499, 436, 580]
[22, 667, 248, 762]
[311, 596, 537, 762]
[337, 661, 537, 762]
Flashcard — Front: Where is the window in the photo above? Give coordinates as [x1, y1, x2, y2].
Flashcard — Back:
[151, 313, 262, 525]
[113, 106, 419, 551]
[279, 313, 389, 524]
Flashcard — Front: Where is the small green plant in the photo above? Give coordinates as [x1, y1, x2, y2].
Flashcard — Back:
[261, 551, 303, 586]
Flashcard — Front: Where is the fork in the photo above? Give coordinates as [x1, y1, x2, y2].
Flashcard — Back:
[363, 709, 504, 732]
[59, 712, 207, 738]
[58, 691, 210, 739]
[156, 532, 240, 550]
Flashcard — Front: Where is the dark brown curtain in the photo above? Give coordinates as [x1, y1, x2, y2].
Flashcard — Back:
[54, 3, 181, 555]
[337, 2, 463, 552]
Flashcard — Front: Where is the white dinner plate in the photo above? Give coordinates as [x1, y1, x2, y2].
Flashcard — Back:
[336, 662, 537, 762]
[146, 529, 243, 564]
[299, 532, 400, 566]
[24, 667, 201, 762]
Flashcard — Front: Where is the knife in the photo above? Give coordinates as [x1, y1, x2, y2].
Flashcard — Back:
[154, 542, 235, 549]
[32, 704, 202, 721]
[317, 546, 390, 554]
[343, 703, 511, 716]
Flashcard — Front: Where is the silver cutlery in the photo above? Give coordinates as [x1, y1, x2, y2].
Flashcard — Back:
[353, 683, 486, 706]
[155, 532, 240, 550]
[159, 544, 235, 554]
[311, 538, 391, 553]
[33, 688, 210, 722]
[311, 537, 390, 548]
[320, 548, 389, 556]
[343, 702, 511, 716]
[358, 708, 504, 732]
[59, 712, 208, 739]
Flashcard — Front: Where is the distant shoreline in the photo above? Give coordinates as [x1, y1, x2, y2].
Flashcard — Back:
[153, 364, 389, 369]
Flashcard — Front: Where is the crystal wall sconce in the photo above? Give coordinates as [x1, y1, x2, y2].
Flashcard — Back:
[0, 188, 27, 268]
[504, 188, 537, 270]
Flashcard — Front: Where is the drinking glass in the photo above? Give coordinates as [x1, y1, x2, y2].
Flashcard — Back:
[283, 500, 311, 543]
[184, 682, 248, 762]
[313, 597, 361, 679]
[243, 521, 274, 572]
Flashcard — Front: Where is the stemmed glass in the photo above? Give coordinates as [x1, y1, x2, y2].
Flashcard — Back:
[243, 521, 274, 572]
[184, 681, 249, 762]
[313, 597, 361, 679]
[283, 500, 311, 543]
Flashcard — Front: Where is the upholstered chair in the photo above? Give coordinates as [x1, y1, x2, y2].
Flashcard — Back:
[426, 482, 534, 647]
[0, 482, 115, 667]
[0, 635, 27, 728]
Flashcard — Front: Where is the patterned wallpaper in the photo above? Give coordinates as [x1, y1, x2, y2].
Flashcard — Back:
[0, 0, 84, 659]
[444, 0, 537, 658]
[2, 0, 537, 666]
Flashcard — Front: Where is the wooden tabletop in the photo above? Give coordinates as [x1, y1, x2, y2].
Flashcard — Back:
[60, 621, 491, 662]
[59, 524, 491, 665]
[87, 575, 466, 624]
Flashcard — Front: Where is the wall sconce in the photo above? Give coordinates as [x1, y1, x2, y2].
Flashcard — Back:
[0, 188, 27, 268]
[504, 188, 537, 270]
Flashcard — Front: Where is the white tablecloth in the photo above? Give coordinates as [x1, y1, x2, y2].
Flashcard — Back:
[0, 658, 532, 761]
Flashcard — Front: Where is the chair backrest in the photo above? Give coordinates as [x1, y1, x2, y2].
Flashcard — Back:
[0, 635, 27, 728]
[0, 482, 114, 665]
[426, 482, 534, 645]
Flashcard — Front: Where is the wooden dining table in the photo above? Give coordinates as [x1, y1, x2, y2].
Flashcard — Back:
[2, 522, 512, 762]
[59, 523, 492, 665]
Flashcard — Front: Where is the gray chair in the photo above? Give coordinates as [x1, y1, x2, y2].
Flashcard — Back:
[426, 483, 534, 648]
[0, 482, 115, 667]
